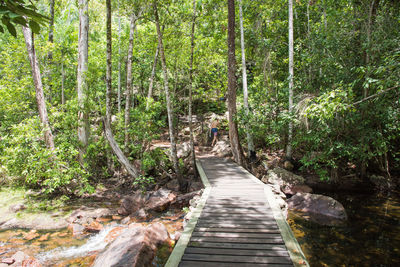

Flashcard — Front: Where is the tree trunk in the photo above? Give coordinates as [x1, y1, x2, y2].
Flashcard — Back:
[227, 0, 244, 166]
[125, 12, 138, 153]
[104, 119, 140, 178]
[104, 0, 140, 178]
[239, 0, 255, 161]
[117, 1, 122, 114]
[77, 0, 90, 162]
[188, 0, 197, 177]
[61, 51, 65, 105]
[286, 0, 294, 159]
[106, 0, 112, 123]
[153, 1, 184, 190]
[146, 43, 160, 110]
[47, 0, 55, 104]
[22, 27, 55, 151]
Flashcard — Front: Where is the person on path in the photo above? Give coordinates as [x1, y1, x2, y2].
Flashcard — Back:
[210, 119, 219, 146]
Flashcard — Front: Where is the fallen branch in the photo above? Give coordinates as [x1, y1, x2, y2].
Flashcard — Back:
[352, 85, 399, 106]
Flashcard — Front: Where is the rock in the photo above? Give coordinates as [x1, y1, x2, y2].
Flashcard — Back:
[188, 181, 203, 192]
[211, 140, 231, 157]
[369, 175, 390, 191]
[37, 233, 50, 241]
[22, 257, 42, 267]
[68, 223, 85, 237]
[145, 223, 170, 247]
[172, 191, 201, 209]
[1, 258, 15, 265]
[104, 226, 126, 243]
[0, 216, 68, 230]
[283, 160, 294, 171]
[165, 179, 180, 191]
[84, 221, 103, 233]
[132, 208, 148, 221]
[177, 142, 191, 159]
[121, 216, 131, 225]
[9, 204, 26, 213]
[283, 185, 313, 195]
[173, 231, 182, 242]
[145, 189, 176, 212]
[264, 167, 306, 192]
[68, 207, 113, 224]
[118, 194, 146, 216]
[10, 251, 29, 266]
[287, 193, 348, 226]
[24, 230, 39, 241]
[93, 223, 170, 267]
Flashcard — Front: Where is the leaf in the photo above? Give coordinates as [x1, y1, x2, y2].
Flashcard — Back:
[6, 21, 17, 37]
[29, 20, 40, 34]
[0, 25, 3, 33]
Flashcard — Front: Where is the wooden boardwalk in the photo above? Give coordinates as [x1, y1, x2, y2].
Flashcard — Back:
[166, 157, 308, 267]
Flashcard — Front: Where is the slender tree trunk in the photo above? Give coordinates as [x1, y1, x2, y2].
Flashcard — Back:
[106, 0, 112, 123]
[47, 0, 55, 104]
[153, 1, 184, 190]
[117, 1, 122, 114]
[188, 0, 197, 177]
[146, 43, 160, 110]
[239, 0, 255, 161]
[227, 0, 244, 166]
[77, 0, 90, 162]
[286, 0, 294, 159]
[104, 0, 140, 178]
[22, 27, 55, 151]
[322, 0, 327, 31]
[125, 12, 138, 152]
[61, 51, 65, 105]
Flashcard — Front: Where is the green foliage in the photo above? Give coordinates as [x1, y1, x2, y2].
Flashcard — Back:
[133, 175, 155, 193]
[0, 0, 49, 37]
[0, 115, 93, 196]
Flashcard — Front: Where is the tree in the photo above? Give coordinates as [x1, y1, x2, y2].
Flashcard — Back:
[22, 26, 55, 151]
[188, 0, 197, 176]
[153, 1, 185, 190]
[104, 0, 140, 178]
[227, 0, 244, 166]
[146, 43, 159, 110]
[286, 0, 294, 160]
[77, 0, 90, 162]
[239, 0, 255, 161]
[125, 10, 140, 152]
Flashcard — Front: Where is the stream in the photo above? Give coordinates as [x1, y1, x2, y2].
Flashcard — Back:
[0, 209, 183, 266]
[288, 190, 400, 266]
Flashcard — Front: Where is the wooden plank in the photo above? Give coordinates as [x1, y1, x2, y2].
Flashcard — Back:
[179, 261, 293, 267]
[182, 254, 292, 264]
[191, 232, 283, 239]
[195, 222, 278, 228]
[199, 213, 274, 218]
[188, 241, 288, 250]
[195, 227, 280, 233]
[184, 247, 289, 257]
[189, 236, 284, 244]
[198, 217, 274, 223]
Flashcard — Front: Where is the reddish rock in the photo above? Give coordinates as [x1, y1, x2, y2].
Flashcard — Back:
[24, 230, 39, 241]
[1, 258, 15, 265]
[22, 257, 42, 267]
[172, 191, 201, 208]
[104, 226, 125, 243]
[68, 207, 113, 224]
[84, 221, 103, 233]
[287, 193, 348, 226]
[67, 223, 85, 236]
[93, 223, 170, 267]
[117, 194, 146, 216]
[145, 189, 176, 212]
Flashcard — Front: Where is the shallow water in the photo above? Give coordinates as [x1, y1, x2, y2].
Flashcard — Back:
[0, 209, 184, 266]
[288, 191, 400, 267]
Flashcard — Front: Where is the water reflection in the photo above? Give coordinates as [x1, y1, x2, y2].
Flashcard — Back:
[289, 191, 400, 266]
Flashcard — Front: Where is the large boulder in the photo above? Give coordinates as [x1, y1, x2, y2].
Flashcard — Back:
[145, 189, 176, 212]
[287, 193, 348, 226]
[117, 194, 146, 216]
[211, 140, 231, 157]
[262, 167, 308, 195]
[68, 207, 114, 225]
[92, 223, 170, 267]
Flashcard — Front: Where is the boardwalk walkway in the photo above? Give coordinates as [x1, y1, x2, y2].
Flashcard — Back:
[166, 157, 308, 267]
